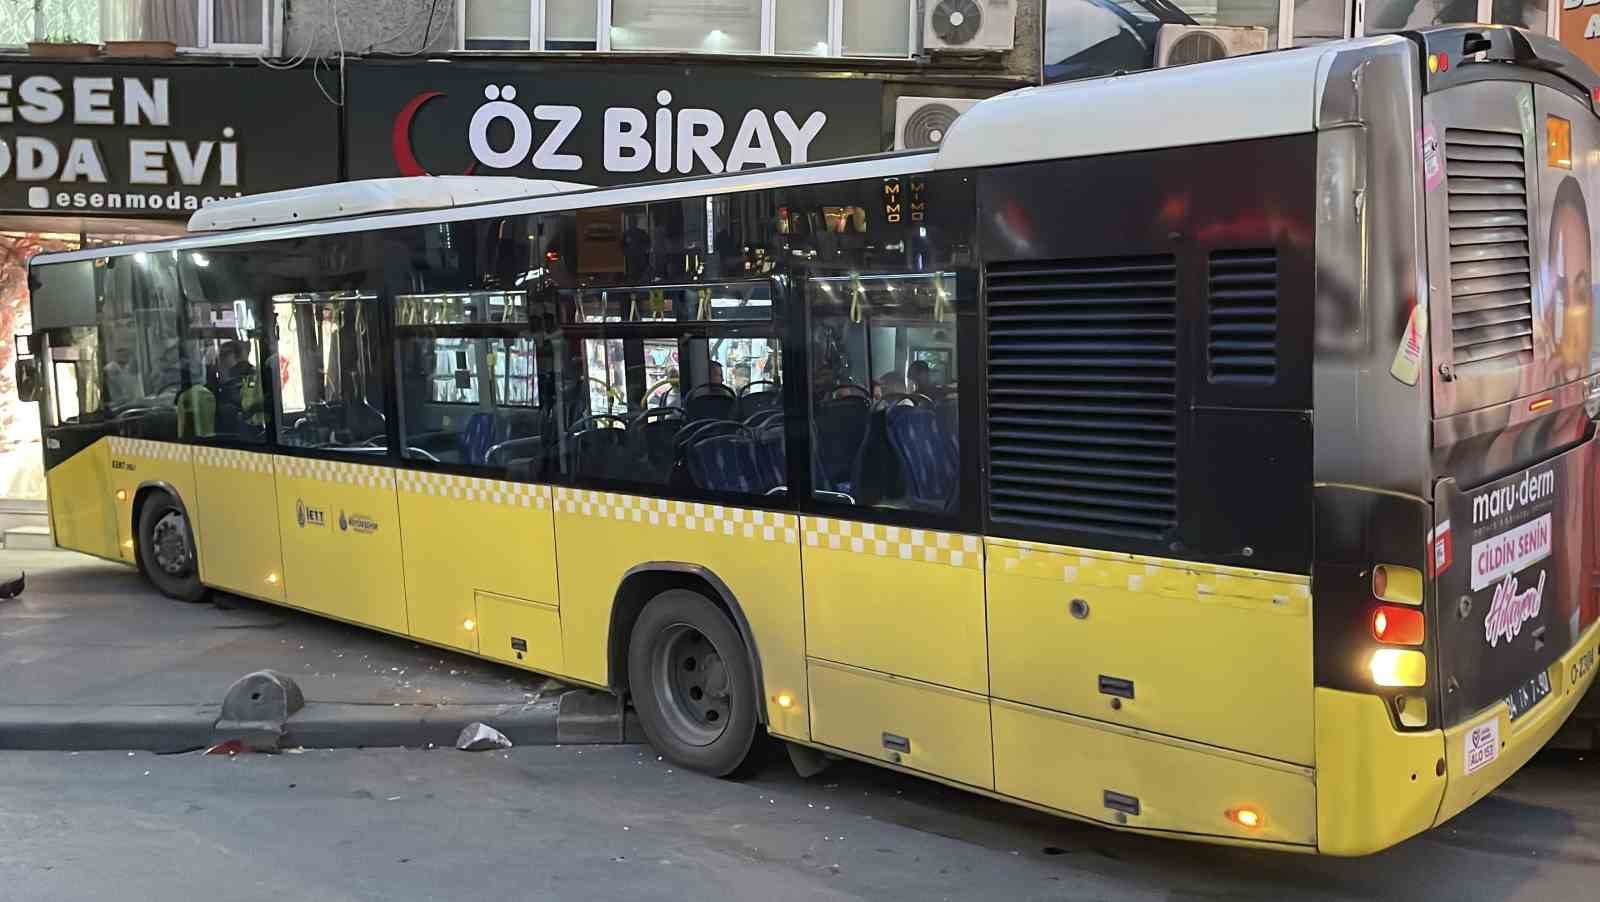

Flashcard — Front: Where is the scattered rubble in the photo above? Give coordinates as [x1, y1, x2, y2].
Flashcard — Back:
[456, 722, 513, 751]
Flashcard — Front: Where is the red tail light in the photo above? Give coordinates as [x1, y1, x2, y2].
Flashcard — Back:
[1372, 605, 1425, 645]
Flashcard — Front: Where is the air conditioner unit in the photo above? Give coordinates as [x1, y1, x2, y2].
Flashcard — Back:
[923, 0, 1016, 53]
[894, 96, 981, 151]
[1154, 25, 1270, 68]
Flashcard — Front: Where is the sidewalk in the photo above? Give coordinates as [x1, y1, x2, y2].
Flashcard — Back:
[0, 548, 635, 751]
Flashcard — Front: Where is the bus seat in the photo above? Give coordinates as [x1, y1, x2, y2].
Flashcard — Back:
[569, 415, 630, 481]
[743, 408, 783, 430]
[753, 421, 786, 492]
[737, 381, 782, 419]
[886, 405, 959, 511]
[685, 429, 763, 494]
[632, 407, 685, 484]
[685, 384, 736, 423]
[850, 409, 902, 507]
[937, 394, 960, 440]
[486, 436, 544, 468]
[815, 396, 871, 492]
[460, 412, 495, 465]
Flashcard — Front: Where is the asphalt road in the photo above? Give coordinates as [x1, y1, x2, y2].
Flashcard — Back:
[0, 742, 1594, 902]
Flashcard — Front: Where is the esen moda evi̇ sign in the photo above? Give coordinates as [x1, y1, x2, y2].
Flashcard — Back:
[0, 62, 337, 216]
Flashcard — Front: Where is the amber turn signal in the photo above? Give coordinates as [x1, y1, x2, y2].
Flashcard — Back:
[1227, 807, 1263, 829]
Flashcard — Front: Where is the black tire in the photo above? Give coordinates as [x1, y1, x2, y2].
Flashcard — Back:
[628, 589, 760, 777]
[136, 492, 207, 603]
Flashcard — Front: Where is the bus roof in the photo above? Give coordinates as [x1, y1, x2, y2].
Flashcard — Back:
[31, 33, 1401, 268]
[185, 176, 595, 233]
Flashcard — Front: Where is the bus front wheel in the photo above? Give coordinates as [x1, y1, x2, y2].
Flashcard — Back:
[136, 492, 207, 604]
[627, 589, 759, 777]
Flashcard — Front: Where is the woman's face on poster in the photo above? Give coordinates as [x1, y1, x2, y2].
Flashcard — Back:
[1551, 194, 1593, 376]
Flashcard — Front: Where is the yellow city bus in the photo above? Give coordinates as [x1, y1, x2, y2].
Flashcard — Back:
[17, 26, 1600, 855]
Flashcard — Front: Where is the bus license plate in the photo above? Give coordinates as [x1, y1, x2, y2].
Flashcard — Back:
[1505, 670, 1552, 722]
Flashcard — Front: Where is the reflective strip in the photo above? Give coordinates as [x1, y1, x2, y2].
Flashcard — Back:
[395, 470, 550, 509]
[274, 455, 395, 489]
[107, 436, 190, 462]
[192, 446, 273, 473]
[552, 487, 798, 544]
[988, 537, 1311, 603]
[802, 516, 982, 570]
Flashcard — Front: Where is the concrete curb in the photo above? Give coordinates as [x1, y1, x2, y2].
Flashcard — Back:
[284, 700, 560, 750]
[0, 689, 638, 752]
[0, 704, 220, 753]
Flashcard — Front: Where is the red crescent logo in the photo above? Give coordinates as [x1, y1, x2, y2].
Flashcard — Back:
[392, 91, 445, 176]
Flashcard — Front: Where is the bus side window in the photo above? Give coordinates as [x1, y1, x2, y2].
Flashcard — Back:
[272, 293, 388, 453]
[395, 328, 542, 475]
[546, 191, 788, 501]
[796, 174, 973, 516]
[807, 275, 961, 512]
[386, 217, 544, 475]
[180, 252, 270, 445]
[95, 252, 194, 442]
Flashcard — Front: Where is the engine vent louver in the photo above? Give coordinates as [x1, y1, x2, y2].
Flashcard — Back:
[1444, 128, 1533, 374]
[985, 255, 1179, 541]
[1207, 250, 1278, 384]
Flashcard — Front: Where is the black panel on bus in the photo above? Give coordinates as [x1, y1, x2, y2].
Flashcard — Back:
[976, 134, 1317, 574]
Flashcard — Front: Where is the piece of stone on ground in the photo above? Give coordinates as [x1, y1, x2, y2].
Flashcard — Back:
[456, 722, 513, 751]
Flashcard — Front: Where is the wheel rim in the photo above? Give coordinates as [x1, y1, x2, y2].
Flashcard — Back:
[150, 510, 193, 576]
[650, 623, 732, 747]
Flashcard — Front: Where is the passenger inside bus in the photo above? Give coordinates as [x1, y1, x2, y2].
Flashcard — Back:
[102, 345, 144, 406]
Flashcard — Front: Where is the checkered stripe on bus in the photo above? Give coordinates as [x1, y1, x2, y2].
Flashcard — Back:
[273, 455, 395, 489]
[106, 436, 189, 462]
[987, 537, 1311, 603]
[552, 488, 799, 544]
[394, 471, 550, 509]
[192, 446, 273, 473]
[801, 517, 982, 570]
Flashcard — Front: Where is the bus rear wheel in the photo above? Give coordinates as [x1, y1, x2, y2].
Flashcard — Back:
[136, 492, 207, 604]
[628, 589, 759, 777]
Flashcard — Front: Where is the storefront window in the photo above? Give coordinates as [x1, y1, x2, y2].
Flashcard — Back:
[0, 1, 268, 52]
